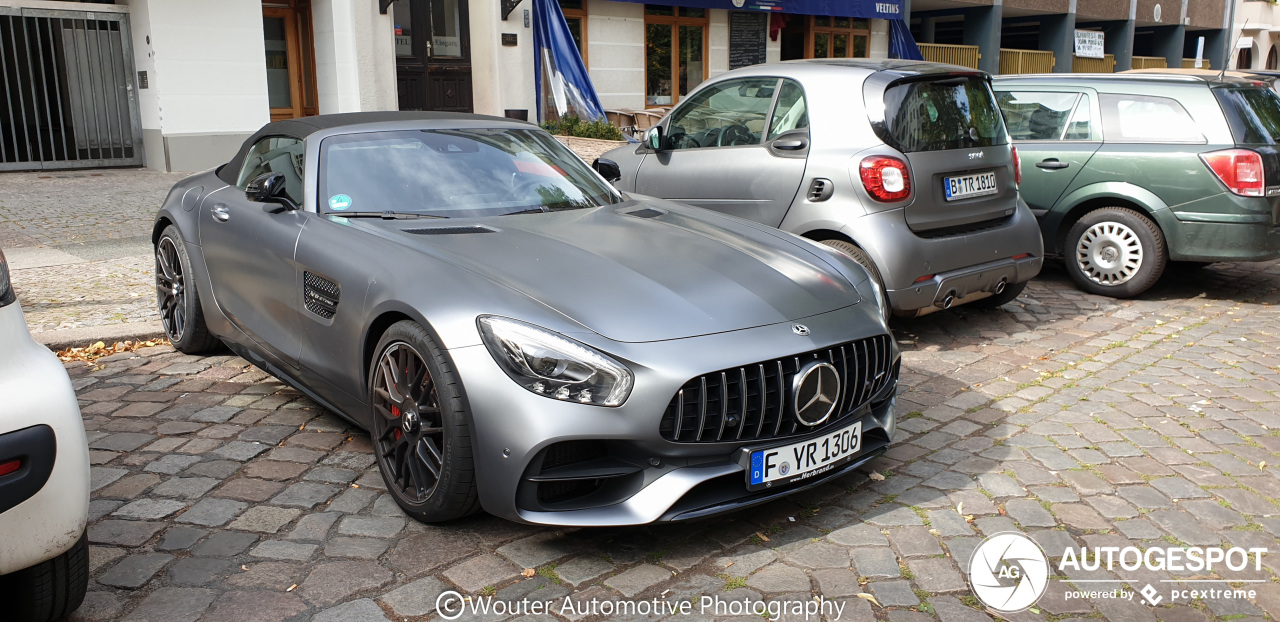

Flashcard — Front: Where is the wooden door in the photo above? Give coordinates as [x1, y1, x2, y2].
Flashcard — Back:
[395, 0, 472, 112]
[263, 3, 318, 121]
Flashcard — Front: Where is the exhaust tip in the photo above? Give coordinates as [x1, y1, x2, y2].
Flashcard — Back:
[941, 292, 957, 309]
[994, 279, 1007, 295]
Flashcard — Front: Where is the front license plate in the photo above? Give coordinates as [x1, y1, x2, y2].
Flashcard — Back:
[746, 420, 862, 491]
[943, 171, 998, 201]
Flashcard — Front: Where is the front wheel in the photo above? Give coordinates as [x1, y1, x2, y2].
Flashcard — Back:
[369, 321, 479, 523]
[1064, 207, 1166, 298]
[0, 531, 88, 622]
[820, 239, 892, 325]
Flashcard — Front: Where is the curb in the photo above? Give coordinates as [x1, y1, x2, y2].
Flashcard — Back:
[33, 321, 166, 351]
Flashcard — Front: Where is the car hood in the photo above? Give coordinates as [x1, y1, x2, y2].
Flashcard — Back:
[369, 203, 861, 343]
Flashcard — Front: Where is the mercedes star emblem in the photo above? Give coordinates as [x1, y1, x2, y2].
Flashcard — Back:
[792, 324, 810, 336]
[792, 360, 841, 426]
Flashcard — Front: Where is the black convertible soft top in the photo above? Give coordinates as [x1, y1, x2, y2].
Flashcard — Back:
[216, 111, 527, 185]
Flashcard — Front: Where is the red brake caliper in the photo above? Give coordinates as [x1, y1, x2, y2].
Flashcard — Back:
[391, 405, 402, 439]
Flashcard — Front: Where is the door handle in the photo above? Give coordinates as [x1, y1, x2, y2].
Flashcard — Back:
[773, 139, 808, 151]
[212, 204, 230, 222]
[1036, 159, 1070, 170]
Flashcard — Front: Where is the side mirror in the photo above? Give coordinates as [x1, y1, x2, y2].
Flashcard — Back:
[246, 172, 298, 211]
[645, 126, 665, 151]
[592, 158, 622, 183]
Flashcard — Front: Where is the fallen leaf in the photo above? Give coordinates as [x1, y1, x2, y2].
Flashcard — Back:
[868, 472, 886, 481]
[755, 531, 771, 542]
[522, 568, 536, 578]
[855, 593, 882, 608]
[241, 565, 248, 571]
[956, 502, 964, 516]
[1260, 461, 1267, 471]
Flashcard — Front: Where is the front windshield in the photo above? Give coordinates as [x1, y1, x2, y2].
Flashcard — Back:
[318, 128, 620, 217]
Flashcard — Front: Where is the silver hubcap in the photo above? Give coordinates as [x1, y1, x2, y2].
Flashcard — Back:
[1076, 221, 1143, 286]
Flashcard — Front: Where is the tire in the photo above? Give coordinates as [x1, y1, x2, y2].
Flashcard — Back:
[966, 280, 1027, 310]
[820, 239, 892, 325]
[155, 226, 221, 354]
[0, 531, 88, 622]
[368, 320, 479, 523]
[1064, 207, 1166, 298]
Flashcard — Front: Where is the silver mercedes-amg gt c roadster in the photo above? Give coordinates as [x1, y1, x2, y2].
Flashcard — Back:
[152, 112, 900, 526]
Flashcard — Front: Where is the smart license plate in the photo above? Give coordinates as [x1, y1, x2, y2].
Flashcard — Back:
[943, 171, 998, 201]
[746, 420, 862, 491]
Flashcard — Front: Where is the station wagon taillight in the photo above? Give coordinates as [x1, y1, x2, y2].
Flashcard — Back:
[1200, 149, 1265, 197]
[1011, 145, 1021, 187]
[859, 156, 911, 202]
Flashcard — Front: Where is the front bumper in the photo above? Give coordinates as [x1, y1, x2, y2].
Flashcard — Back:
[0, 302, 90, 575]
[450, 303, 899, 526]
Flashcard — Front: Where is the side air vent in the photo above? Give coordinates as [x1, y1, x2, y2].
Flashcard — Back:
[808, 178, 834, 202]
[303, 272, 340, 320]
[627, 208, 664, 219]
[405, 226, 496, 235]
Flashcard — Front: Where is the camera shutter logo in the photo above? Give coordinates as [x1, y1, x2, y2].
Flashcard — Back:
[968, 532, 1050, 612]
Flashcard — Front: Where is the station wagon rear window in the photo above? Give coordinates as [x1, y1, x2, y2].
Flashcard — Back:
[1098, 94, 1204, 143]
[881, 76, 1007, 152]
[1214, 86, 1280, 145]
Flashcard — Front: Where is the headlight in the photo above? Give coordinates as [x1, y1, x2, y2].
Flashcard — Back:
[478, 316, 633, 407]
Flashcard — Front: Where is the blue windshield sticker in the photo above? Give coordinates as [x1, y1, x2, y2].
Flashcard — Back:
[328, 194, 352, 210]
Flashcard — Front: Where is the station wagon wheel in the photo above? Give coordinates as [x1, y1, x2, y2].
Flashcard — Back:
[154, 226, 220, 354]
[1064, 207, 1166, 298]
[368, 321, 478, 523]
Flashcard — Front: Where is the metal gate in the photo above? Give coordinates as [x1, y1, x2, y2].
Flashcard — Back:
[0, 7, 143, 171]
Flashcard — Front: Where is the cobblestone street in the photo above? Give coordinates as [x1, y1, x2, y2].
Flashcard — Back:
[66, 261, 1280, 621]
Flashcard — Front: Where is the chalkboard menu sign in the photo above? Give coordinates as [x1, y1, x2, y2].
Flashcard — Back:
[729, 12, 768, 70]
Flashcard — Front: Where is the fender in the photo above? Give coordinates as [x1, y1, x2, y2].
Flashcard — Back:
[1046, 181, 1178, 255]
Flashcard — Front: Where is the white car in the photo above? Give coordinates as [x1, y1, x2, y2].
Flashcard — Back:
[0, 246, 90, 621]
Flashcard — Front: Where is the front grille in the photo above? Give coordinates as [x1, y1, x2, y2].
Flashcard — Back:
[659, 334, 898, 444]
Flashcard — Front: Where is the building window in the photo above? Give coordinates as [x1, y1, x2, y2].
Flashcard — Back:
[645, 5, 708, 107]
[559, 0, 587, 65]
[1237, 46, 1254, 70]
[808, 16, 869, 58]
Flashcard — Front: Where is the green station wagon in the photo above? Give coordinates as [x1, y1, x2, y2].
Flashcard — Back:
[993, 73, 1280, 297]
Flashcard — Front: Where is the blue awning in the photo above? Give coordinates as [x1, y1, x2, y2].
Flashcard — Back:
[888, 18, 923, 60]
[615, 0, 904, 20]
[533, 0, 607, 122]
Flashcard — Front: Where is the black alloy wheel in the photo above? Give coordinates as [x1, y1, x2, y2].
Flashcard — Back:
[372, 342, 446, 502]
[155, 236, 187, 341]
[154, 226, 219, 354]
[368, 320, 478, 522]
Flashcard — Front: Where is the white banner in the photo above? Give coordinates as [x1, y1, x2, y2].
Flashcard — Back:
[1074, 30, 1105, 59]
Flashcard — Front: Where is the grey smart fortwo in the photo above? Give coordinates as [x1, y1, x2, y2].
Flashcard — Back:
[152, 112, 899, 526]
[598, 60, 1045, 319]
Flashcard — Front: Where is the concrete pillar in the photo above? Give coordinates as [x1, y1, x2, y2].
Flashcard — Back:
[1040, 12, 1077, 73]
[920, 17, 936, 44]
[312, 0, 397, 113]
[962, 4, 1002, 75]
[1205, 28, 1227, 70]
[1152, 24, 1186, 68]
[1104, 19, 1136, 71]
